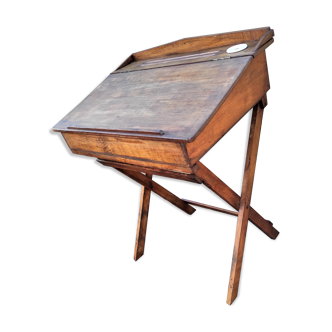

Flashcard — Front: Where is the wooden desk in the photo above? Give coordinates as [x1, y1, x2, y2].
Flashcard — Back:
[53, 27, 279, 305]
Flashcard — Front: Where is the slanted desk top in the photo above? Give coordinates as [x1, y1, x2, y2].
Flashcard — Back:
[53, 27, 279, 306]
[54, 57, 251, 142]
[53, 27, 273, 143]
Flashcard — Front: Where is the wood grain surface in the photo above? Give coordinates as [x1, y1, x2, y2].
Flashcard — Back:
[186, 51, 270, 165]
[134, 27, 271, 60]
[54, 57, 252, 142]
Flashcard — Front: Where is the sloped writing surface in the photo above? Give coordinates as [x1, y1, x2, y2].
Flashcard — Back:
[53, 56, 252, 142]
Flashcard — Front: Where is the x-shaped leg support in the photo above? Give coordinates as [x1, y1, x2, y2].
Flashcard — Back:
[98, 98, 279, 305]
[110, 168, 196, 261]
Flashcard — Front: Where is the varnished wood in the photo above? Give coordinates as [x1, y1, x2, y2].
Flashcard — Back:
[259, 94, 268, 109]
[194, 162, 279, 240]
[134, 174, 152, 261]
[134, 27, 271, 60]
[71, 148, 194, 174]
[62, 132, 194, 173]
[253, 29, 274, 52]
[227, 103, 264, 305]
[97, 159, 202, 183]
[186, 51, 270, 165]
[180, 143, 191, 166]
[53, 28, 279, 306]
[181, 199, 238, 216]
[115, 31, 274, 75]
[114, 168, 196, 215]
[254, 38, 274, 58]
[115, 41, 259, 74]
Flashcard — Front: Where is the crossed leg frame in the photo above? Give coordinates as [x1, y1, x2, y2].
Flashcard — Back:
[98, 99, 279, 305]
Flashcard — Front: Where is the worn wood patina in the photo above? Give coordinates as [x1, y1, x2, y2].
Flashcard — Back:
[53, 27, 279, 306]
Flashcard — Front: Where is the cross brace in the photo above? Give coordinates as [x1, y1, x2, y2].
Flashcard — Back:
[98, 162, 278, 239]
[98, 98, 279, 305]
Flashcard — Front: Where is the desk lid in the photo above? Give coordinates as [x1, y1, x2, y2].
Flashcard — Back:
[53, 27, 274, 142]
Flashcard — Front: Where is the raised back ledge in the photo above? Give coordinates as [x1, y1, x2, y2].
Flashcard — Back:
[132, 27, 272, 61]
[113, 25, 276, 72]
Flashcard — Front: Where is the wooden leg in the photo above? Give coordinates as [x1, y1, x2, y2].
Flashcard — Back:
[113, 168, 196, 215]
[226, 103, 264, 305]
[134, 174, 152, 261]
[195, 164, 279, 239]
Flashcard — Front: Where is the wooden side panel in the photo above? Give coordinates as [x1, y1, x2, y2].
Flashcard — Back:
[134, 27, 271, 60]
[63, 132, 193, 173]
[186, 51, 270, 165]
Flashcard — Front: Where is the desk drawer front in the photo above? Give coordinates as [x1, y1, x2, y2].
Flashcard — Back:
[62, 133, 193, 173]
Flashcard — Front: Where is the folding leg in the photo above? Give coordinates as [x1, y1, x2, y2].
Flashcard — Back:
[226, 103, 264, 305]
[115, 168, 195, 260]
[134, 174, 152, 261]
[194, 164, 278, 239]
[113, 168, 195, 215]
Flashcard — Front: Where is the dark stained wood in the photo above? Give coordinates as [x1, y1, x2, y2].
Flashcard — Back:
[134, 173, 152, 261]
[181, 199, 238, 216]
[194, 162, 279, 240]
[186, 51, 270, 165]
[97, 159, 202, 183]
[227, 103, 264, 305]
[114, 168, 196, 215]
[133, 27, 271, 60]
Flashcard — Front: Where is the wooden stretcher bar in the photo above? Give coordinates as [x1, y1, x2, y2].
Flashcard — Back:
[179, 199, 239, 217]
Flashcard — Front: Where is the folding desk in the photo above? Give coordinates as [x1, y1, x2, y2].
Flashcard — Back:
[53, 27, 279, 305]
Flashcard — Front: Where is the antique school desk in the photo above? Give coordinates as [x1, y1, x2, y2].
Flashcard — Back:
[53, 27, 279, 305]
